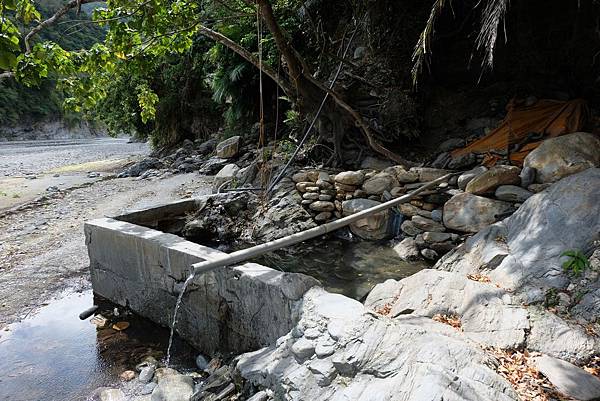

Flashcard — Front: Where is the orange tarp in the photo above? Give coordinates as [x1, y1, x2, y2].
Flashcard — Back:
[452, 98, 589, 166]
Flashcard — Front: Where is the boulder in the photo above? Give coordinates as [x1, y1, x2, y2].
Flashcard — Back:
[410, 167, 449, 182]
[457, 166, 487, 190]
[213, 163, 240, 192]
[443, 193, 513, 233]
[411, 215, 446, 232]
[392, 238, 420, 261]
[494, 185, 533, 202]
[524, 132, 600, 183]
[342, 199, 390, 240]
[365, 270, 529, 349]
[197, 139, 217, 155]
[519, 166, 535, 188]
[534, 355, 600, 401]
[151, 374, 194, 401]
[438, 168, 600, 295]
[237, 288, 520, 401]
[215, 136, 241, 158]
[465, 165, 521, 195]
[198, 157, 229, 175]
[335, 171, 365, 186]
[361, 172, 396, 195]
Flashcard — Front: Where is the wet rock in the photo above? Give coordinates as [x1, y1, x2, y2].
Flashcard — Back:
[524, 132, 600, 183]
[465, 165, 521, 195]
[457, 166, 487, 190]
[443, 192, 513, 233]
[410, 167, 449, 182]
[342, 199, 390, 240]
[99, 389, 126, 401]
[393, 238, 420, 261]
[411, 215, 446, 232]
[534, 355, 600, 401]
[151, 374, 194, 401]
[334, 171, 364, 186]
[494, 185, 533, 202]
[362, 172, 396, 195]
[215, 136, 241, 158]
[420, 248, 439, 261]
[139, 366, 155, 383]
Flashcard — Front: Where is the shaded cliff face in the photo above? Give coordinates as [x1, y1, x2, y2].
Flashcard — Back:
[305, 0, 600, 160]
[0, 120, 105, 141]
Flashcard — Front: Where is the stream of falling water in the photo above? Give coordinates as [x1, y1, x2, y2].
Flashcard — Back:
[166, 271, 196, 367]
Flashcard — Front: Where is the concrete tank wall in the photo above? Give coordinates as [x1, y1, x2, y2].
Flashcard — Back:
[85, 210, 319, 355]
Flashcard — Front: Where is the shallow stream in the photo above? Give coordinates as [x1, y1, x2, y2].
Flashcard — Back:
[0, 290, 196, 401]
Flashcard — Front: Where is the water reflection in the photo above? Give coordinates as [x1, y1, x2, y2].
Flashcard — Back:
[253, 238, 427, 301]
[0, 290, 196, 401]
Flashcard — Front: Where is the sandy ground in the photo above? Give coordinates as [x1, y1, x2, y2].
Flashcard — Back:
[0, 139, 212, 328]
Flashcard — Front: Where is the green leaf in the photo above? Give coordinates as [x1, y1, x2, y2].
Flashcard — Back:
[0, 51, 17, 70]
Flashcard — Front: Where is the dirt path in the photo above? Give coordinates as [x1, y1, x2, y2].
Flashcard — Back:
[0, 140, 212, 328]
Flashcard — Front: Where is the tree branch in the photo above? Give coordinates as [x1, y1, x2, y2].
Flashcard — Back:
[198, 25, 293, 96]
[24, 0, 103, 53]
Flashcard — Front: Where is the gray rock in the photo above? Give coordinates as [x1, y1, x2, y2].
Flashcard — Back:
[386, 166, 419, 183]
[141, 383, 157, 395]
[314, 212, 332, 222]
[251, 193, 318, 242]
[494, 185, 533, 202]
[151, 374, 194, 401]
[519, 166, 535, 188]
[365, 270, 529, 349]
[401, 220, 423, 236]
[412, 215, 446, 232]
[430, 209, 443, 222]
[465, 165, 521, 195]
[410, 167, 450, 182]
[195, 354, 209, 371]
[237, 288, 520, 401]
[196, 139, 216, 155]
[423, 232, 453, 243]
[393, 238, 420, 261]
[291, 338, 315, 360]
[342, 199, 390, 240]
[534, 355, 600, 401]
[309, 201, 335, 212]
[443, 192, 513, 233]
[139, 366, 155, 384]
[361, 172, 396, 195]
[457, 166, 488, 190]
[215, 136, 241, 158]
[247, 391, 269, 401]
[198, 157, 229, 175]
[213, 164, 240, 192]
[448, 153, 477, 170]
[335, 171, 365, 186]
[420, 248, 439, 260]
[524, 132, 600, 183]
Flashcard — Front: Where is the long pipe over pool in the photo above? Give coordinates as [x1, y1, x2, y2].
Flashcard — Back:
[192, 172, 458, 275]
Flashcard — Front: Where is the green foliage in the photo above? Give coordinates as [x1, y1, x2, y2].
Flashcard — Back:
[561, 249, 590, 277]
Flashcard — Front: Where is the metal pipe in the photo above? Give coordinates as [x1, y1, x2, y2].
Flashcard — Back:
[192, 172, 458, 275]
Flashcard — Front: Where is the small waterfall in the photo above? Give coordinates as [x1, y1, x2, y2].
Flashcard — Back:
[165, 271, 195, 367]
